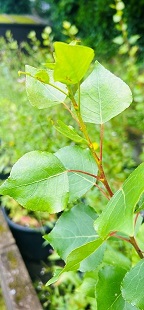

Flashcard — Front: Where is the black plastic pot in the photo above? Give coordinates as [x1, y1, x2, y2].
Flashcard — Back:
[2, 207, 53, 262]
[0, 172, 10, 180]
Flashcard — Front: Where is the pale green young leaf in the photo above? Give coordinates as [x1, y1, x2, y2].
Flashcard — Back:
[0, 151, 69, 213]
[55, 146, 98, 202]
[54, 120, 86, 144]
[96, 265, 138, 310]
[44, 62, 55, 70]
[94, 163, 144, 238]
[47, 238, 104, 286]
[121, 259, 144, 309]
[76, 61, 132, 124]
[34, 69, 50, 83]
[25, 65, 68, 109]
[53, 42, 94, 84]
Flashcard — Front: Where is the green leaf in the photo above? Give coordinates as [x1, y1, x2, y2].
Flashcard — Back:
[25, 65, 68, 109]
[46, 204, 98, 260]
[104, 244, 131, 270]
[128, 35, 140, 45]
[94, 163, 144, 238]
[77, 61, 132, 124]
[44, 62, 55, 70]
[45, 204, 105, 285]
[0, 151, 69, 213]
[113, 35, 124, 45]
[46, 204, 105, 272]
[96, 265, 138, 310]
[55, 146, 98, 202]
[54, 120, 86, 144]
[121, 259, 144, 309]
[80, 242, 106, 272]
[64, 238, 104, 272]
[34, 69, 50, 83]
[53, 42, 94, 84]
[47, 238, 104, 285]
[135, 193, 144, 212]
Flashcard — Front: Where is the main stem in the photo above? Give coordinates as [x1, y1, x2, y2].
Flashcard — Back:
[78, 113, 113, 197]
[69, 88, 114, 198]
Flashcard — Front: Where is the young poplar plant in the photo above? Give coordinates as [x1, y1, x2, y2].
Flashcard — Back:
[1, 42, 144, 309]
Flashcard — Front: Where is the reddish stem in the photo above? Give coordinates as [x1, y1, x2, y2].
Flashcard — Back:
[68, 169, 99, 180]
[129, 236, 144, 259]
[110, 232, 144, 259]
[68, 169, 110, 200]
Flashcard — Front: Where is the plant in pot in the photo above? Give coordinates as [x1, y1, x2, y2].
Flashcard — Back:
[1, 196, 55, 261]
[0, 42, 144, 308]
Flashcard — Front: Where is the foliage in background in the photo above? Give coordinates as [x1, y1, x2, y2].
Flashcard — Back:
[109, 0, 144, 163]
[35, 268, 96, 309]
[1, 0, 144, 58]
[45, 0, 117, 58]
[0, 0, 31, 14]
[43, 0, 144, 59]
[1, 0, 144, 57]
[123, 0, 144, 55]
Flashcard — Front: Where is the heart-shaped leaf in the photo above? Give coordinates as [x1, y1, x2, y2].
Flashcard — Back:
[76, 61, 132, 124]
[54, 42, 94, 84]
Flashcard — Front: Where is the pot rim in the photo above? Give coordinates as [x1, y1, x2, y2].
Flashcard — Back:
[1, 206, 51, 234]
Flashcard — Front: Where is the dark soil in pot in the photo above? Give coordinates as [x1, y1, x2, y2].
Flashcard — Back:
[2, 207, 53, 262]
